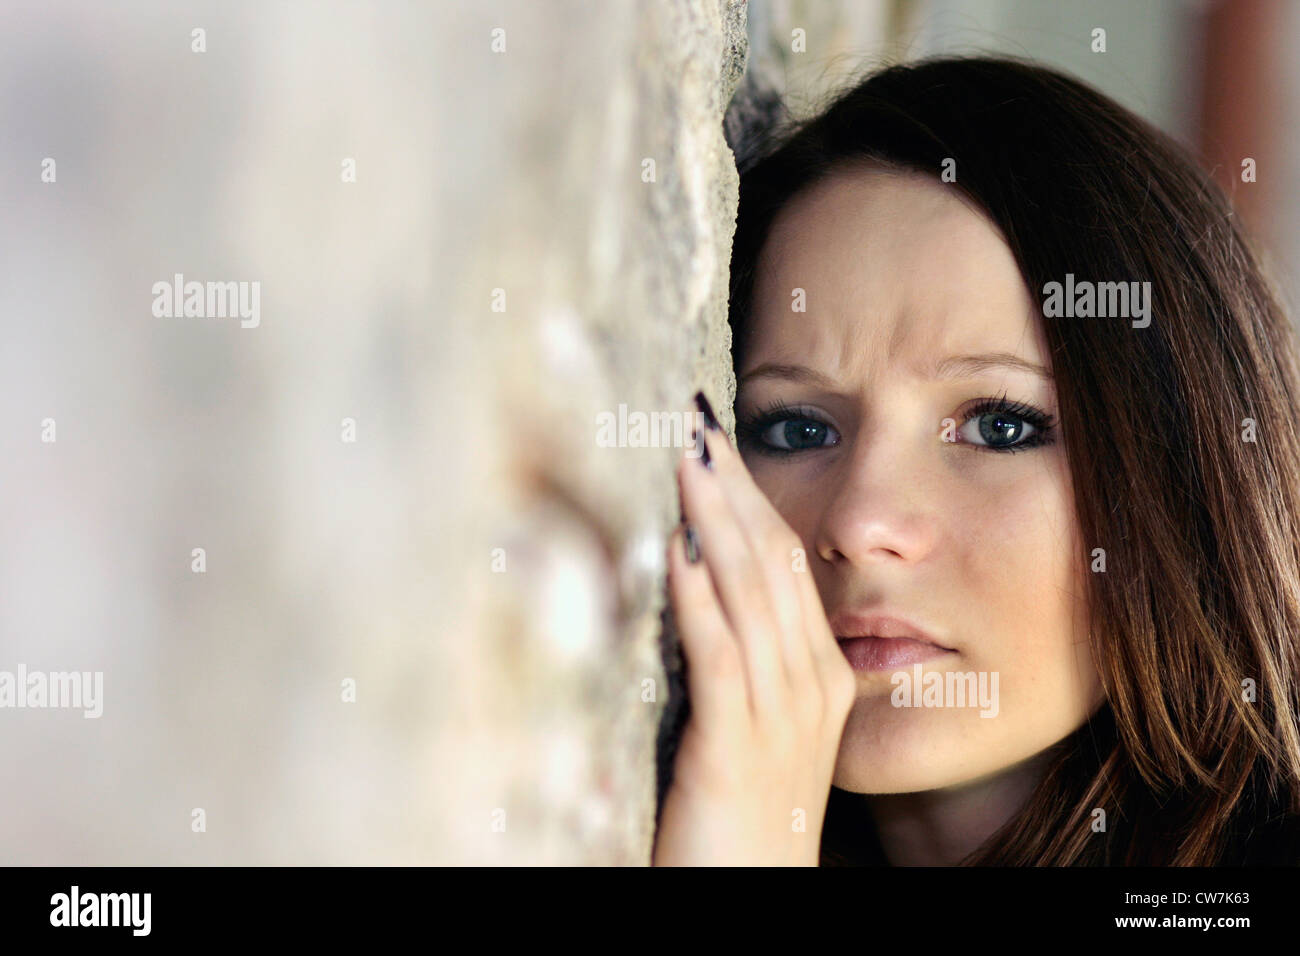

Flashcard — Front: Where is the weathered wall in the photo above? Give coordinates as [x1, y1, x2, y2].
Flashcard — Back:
[445, 0, 749, 865]
[0, 0, 746, 864]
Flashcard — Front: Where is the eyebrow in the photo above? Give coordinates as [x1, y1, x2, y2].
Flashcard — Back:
[933, 352, 1052, 381]
[737, 352, 1053, 389]
[737, 362, 837, 389]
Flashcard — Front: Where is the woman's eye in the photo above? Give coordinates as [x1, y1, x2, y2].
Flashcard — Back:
[758, 417, 839, 451]
[958, 411, 1038, 449]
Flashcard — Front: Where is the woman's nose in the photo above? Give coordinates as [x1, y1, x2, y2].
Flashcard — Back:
[814, 431, 940, 567]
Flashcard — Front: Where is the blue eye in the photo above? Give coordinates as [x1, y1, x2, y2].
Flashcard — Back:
[761, 418, 836, 451]
[960, 411, 1037, 447]
[956, 397, 1056, 453]
[736, 401, 840, 456]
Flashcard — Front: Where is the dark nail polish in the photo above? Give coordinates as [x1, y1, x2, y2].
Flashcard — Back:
[694, 391, 722, 432]
[692, 429, 714, 471]
[684, 525, 701, 564]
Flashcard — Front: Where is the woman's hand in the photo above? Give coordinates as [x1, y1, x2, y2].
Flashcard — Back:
[652, 394, 858, 866]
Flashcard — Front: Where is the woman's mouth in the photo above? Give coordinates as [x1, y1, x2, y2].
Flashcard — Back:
[835, 636, 956, 671]
[829, 611, 956, 672]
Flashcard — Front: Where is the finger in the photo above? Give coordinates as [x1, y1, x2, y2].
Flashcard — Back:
[677, 437, 790, 715]
[795, 569, 857, 721]
[695, 426, 821, 695]
[666, 523, 749, 733]
[702, 429, 842, 665]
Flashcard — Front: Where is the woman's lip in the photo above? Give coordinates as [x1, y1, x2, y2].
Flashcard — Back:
[836, 636, 956, 672]
[828, 612, 951, 649]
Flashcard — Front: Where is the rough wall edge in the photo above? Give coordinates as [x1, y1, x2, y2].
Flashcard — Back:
[650, 0, 751, 853]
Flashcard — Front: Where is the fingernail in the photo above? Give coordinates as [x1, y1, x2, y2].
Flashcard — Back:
[694, 391, 721, 431]
[684, 525, 701, 564]
[692, 429, 714, 471]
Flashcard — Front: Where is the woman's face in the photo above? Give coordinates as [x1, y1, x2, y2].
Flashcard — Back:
[738, 164, 1105, 794]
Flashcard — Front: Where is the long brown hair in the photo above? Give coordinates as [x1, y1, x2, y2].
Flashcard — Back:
[728, 55, 1300, 865]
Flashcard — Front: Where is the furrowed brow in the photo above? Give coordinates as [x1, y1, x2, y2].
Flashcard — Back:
[736, 362, 838, 389]
[932, 352, 1052, 381]
[737, 353, 1052, 389]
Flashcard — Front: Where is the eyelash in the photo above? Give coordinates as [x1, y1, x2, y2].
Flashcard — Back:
[734, 393, 1057, 458]
[735, 398, 821, 458]
[959, 393, 1057, 455]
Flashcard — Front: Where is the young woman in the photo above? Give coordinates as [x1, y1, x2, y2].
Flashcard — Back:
[653, 55, 1300, 865]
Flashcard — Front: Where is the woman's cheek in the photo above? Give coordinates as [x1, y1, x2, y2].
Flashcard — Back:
[748, 464, 821, 535]
[950, 456, 1080, 682]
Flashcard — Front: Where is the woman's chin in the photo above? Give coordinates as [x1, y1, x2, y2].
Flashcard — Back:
[831, 701, 1024, 794]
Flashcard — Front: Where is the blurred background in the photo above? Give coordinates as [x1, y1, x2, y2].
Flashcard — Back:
[0, 0, 1294, 864]
[746, 0, 1299, 305]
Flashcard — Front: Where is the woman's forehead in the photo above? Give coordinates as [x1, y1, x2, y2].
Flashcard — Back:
[747, 167, 1043, 376]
